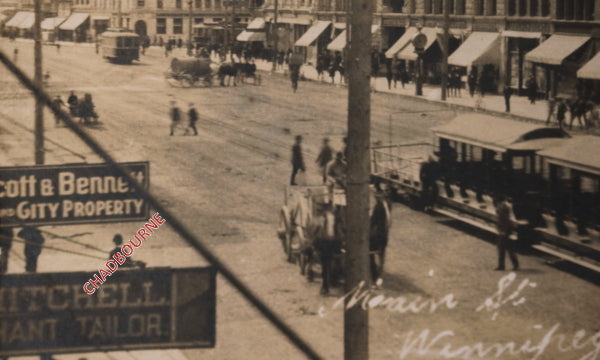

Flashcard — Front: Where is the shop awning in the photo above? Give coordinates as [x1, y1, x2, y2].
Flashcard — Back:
[385, 27, 417, 59]
[327, 25, 379, 51]
[236, 30, 266, 42]
[295, 20, 330, 47]
[397, 27, 439, 61]
[525, 34, 590, 66]
[5, 12, 29, 27]
[41, 17, 65, 30]
[577, 52, 600, 80]
[276, 17, 311, 25]
[333, 22, 346, 29]
[448, 31, 500, 67]
[92, 15, 110, 21]
[59, 13, 89, 31]
[501, 30, 542, 39]
[246, 17, 265, 30]
[15, 11, 34, 29]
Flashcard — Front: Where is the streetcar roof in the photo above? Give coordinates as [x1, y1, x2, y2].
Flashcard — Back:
[538, 136, 600, 175]
[431, 114, 567, 152]
[506, 137, 568, 151]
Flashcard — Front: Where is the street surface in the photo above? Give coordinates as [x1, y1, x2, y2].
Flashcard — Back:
[1, 39, 599, 360]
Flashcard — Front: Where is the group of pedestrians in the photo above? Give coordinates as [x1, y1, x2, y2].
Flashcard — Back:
[169, 100, 198, 136]
[0, 226, 46, 274]
[546, 96, 598, 130]
[315, 51, 345, 85]
[290, 136, 347, 189]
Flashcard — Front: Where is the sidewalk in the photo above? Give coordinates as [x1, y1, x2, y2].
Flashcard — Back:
[254, 59, 558, 125]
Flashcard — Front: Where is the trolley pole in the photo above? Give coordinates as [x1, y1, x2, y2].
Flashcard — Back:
[344, 0, 371, 356]
[271, 0, 278, 72]
[440, 0, 450, 101]
[34, 0, 44, 165]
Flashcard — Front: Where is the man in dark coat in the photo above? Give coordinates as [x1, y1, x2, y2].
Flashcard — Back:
[494, 195, 519, 271]
[187, 103, 198, 135]
[503, 86, 512, 112]
[18, 226, 45, 273]
[290, 135, 305, 185]
[468, 71, 477, 97]
[316, 138, 333, 184]
[0, 227, 13, 273]
[169, 100, 181, 136]
[526, 75, 538, 104]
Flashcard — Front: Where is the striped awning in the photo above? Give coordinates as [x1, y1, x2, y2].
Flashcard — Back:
[385, 27, 417, 59]
[295, 20, 330, 47]
[577, 52, 600, 80]
[327, 25, 379, 51]
[525, 34, 590, 66]
[236, 30, 266, 42]
[59, 13, 89, 31]
[15, 12, 34, 29]
[5, 12, 33, 28]
[448, 32, 501, 67]
[396, 27, 439, 61]
[41, 17, 65, 30]
[246, 17, 265, 30]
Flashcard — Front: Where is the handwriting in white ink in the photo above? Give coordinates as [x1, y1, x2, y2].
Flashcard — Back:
[398, 323, 600, 360]
[476, 272, 537, 320]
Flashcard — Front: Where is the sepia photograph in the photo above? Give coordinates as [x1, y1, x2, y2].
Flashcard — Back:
[0, 0, 599, 359]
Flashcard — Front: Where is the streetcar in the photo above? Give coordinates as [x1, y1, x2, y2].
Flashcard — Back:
[100, 28, 140, 64]
[370, 114, 600, 272]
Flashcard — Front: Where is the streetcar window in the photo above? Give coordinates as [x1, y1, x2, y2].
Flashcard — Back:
[580, 175, 598, 193]
[471, 146, 483, 162]
[512, 156, 524, 170]
[117, 38, 123, 47]
[124, 38, 131, 47]
[539, 158, 550, 180]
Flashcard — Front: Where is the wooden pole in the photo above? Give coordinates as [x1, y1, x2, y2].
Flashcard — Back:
[441, 0, 450, 100]
[34, 0, 44, 165]
[344, 0, 371, 354]
[271, 0, 278, 72]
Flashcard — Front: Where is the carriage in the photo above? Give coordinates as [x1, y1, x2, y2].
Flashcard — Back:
[277, 184, 390, 292]
[68, 93, 99, 125]
[165, 57, 218, 87]
[371, 113, 600, 272]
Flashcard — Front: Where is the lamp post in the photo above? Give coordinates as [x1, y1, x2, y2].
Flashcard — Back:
[412, 28, 426, 96]
[188, 0, 193, 55]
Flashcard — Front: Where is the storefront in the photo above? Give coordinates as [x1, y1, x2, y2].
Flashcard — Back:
[40, 17, 65, 42]
[502, 31, 542, 95]
[294, 20, 331, 65]
[449, 31, 501, 91]
[58, 13, 90, 42]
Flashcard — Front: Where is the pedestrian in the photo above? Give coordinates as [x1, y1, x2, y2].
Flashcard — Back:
[316, 52, 325, 82]
[369, 185, 391, 285]
[385, 58, 393, 90]
[18, 226, 45, 273]
[391, 56, 400, 88]
[468, 71, 477, 97]
[95, 40, 100, 54]
[169, 100, 181, 136]
[556, 98, 567, 130]
[400, 67, 409, 89]
[290, 135, 305, 186]
[316, 137, 333, 184]
[546, 97, 557, 125]
[503, 86, 512, 112]
[0, 227, 13, 274]
[478, 72, 487, 97]
[56, 42, 60, 54]
[526, 75, 538, 104]
[51, 95, 65, 126]
[494, 195, 519, 271]
[370, 50, 380, 91]
[109, 234, 145, 268]
[67, 90, 78, 116]
[187, 102, 198, 135]
[13, 47, 18, 62]
[289, 63, 301, 92]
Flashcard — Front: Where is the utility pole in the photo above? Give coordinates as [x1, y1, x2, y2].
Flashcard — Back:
[188, 0, 193, 55]
[271, 0, 278, 72]
[440, 0, 450, 100]
[344, 0, 371, 356]
[34, 0, 44, 165]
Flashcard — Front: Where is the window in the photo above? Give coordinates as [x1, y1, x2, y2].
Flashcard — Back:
[508, 0, 516, 15]
[424, 0, 432, 13]
[541, 0, 549, 15]
[173, 18, 183, 33]
[433, 0, 442, 13]
[137, 0, 144, 6]
[194, 17, 203, 23]
[194, 0, 200, 6]
[205, 0, 211, 8]
[455, 0, 465, 14]
[156, 18, 166, 33]
[214, 0, 220, 7]
[519, 0, 526, 16]
[176, 0, 182, 8]
[475, 0, 484, 15]
[530, 0, 538, 16]
[157, 0, 163, 8]
[486, 0, 496, 15]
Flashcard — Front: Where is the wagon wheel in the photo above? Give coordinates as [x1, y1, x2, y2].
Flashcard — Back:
[277, 207, 292, 260]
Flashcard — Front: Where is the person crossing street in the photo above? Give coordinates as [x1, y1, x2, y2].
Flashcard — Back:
[169, 100, 181, 136]
[187, 103, 198, 135]
[290, 135, 305, 185]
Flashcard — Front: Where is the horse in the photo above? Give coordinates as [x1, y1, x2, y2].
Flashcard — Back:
[217, 62, 238, 87]
[69, 93, 99, 125]
[237, 61, 260, 85]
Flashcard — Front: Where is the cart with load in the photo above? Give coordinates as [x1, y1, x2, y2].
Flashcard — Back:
[165, 57, 218, 87]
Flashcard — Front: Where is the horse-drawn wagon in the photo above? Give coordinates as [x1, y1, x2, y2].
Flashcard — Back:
[277, 184, 390, 294]
[165, 57, 217, 87]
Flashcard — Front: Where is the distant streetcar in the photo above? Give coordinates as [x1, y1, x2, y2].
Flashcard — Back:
[100, 28, 140, 64]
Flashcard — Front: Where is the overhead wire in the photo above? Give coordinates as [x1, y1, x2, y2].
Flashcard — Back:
[0, 50, 323, 360]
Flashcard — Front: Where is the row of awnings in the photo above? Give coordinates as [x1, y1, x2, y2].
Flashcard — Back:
[5, 12, 90, 31]
[326, 25, 380, 51]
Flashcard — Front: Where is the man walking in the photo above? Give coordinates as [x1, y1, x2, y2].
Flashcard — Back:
[187, 103, 198, 135]
[18, 226, 45, 273]
[51, 95, 65, 126]
[316, 138, 333, 184]
[494, 195, 519, 271]
[169, 100, 181, 136]
[290, 135, 305, 186]
[0, 227, 13, 274]
[526, 75, 538, 104]
[503, 86, 512, 112]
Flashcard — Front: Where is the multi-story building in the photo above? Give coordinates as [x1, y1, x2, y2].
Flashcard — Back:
[257, 0, 600, 98]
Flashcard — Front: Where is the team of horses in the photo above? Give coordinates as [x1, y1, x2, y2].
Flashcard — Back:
[216, 60, 261, 87]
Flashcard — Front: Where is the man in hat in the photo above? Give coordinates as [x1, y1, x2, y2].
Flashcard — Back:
[18, 226, 45, 273]
[316, 138, 333, 184]
[51, 95, 65, 126]
[290, 135, 305, 186]
[110, 234, 145, 268]
[494, 195, 519, 271]
[187, 103, 198, 135]
[169, 100, 181, 136]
